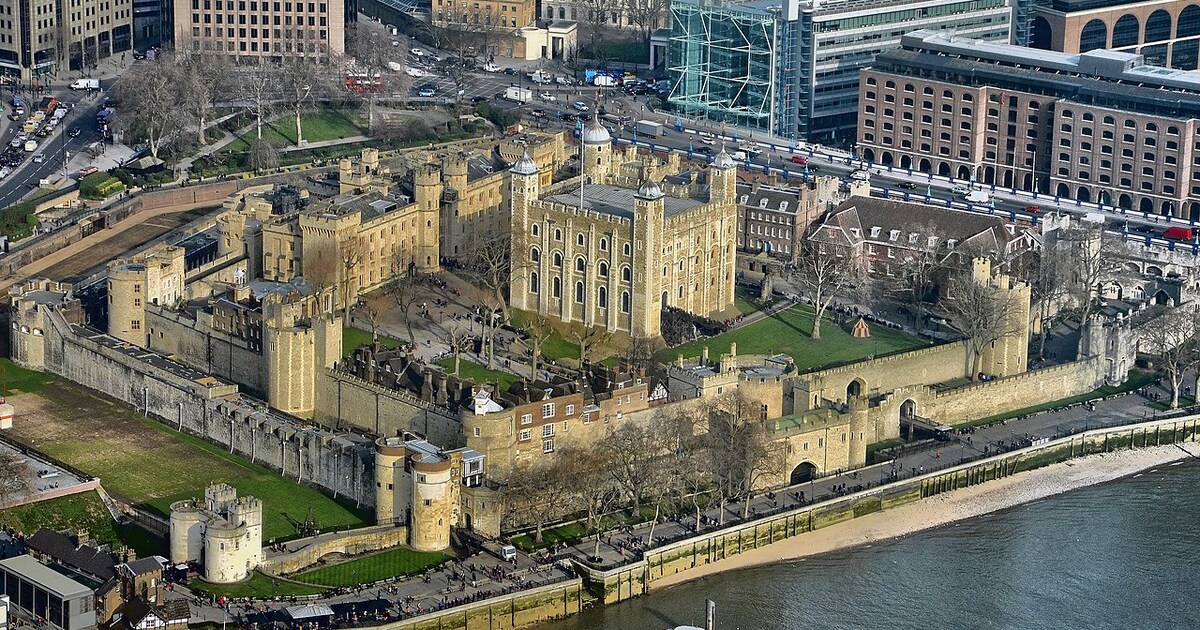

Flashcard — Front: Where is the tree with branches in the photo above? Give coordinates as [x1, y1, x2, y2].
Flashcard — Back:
[0, 452, 34, 506]
[247, 138, 280, 174]
[704, 391, 779, 522]
[571, 326, 611, 365]
[238, 61, 279, 140]
[443, 321, 471, 376]
[111, 55, 183, 159]
[1055, 218, 1120, 324]
[304, 242, 339, 313]
[384, 253, 424, 346]
[337, 237, 365, 321]
[560, 445, 622, 560]
[939, 272, 1021, 381]
[889, 223, 951, 329]
[176, 49, 231, 146]
[1140, 306, 1200, 409]
[1031, 249, 1073, 361]
[345, 22, 407, 132]
[463, 231, 521, 369]
[793, 240, 855, 340]
[504, 458, 575, 544]
[522, 313, 555, 380]
[280, 57, 326, 146]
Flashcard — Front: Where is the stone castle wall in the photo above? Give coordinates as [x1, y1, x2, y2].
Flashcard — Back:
[314, 370, 463, 447]
[38, 306, 377, 507]
[258, 525, 409, 576]
[796, 342, 969, 408]
[145, 306, 268, 398]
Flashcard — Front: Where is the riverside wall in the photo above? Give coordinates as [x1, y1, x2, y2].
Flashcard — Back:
[260, 525, 409, 575]
[38, 306, 378, 509]
[575, 413, 1200, 605]
[366, 578, 586, 630]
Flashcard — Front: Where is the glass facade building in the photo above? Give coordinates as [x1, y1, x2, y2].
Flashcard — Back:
[668, 0, 1012, 142]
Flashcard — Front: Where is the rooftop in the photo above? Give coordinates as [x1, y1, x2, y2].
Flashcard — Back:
[0, 555, 93, 599]
[544, 184, 704, 219]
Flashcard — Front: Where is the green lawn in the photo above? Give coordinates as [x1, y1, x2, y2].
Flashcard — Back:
[509, 507, 656, 551]
[435, 358, 519, 392]
[226, 110, 366, 150]
[342, 325, 401, 357]
[510, 311, 581, 362]
[191, 571, 326, 599]
[657, 304, 927, 372]
[8, 382, 370, 543]
[291, 546, 450, 586]
[961, 369, 1157, 427]
[0, 357, 55, 394]
[0, 491, 166, 558]
[733, 286, 779, 316]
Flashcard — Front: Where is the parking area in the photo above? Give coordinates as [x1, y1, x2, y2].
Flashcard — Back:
[0, 438, 94, 508]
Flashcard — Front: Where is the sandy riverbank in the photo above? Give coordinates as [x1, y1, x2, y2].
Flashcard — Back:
[653, 443, 1200, 589]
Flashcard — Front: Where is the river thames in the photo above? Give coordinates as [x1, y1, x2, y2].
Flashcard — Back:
[539, 458, 1200, 630]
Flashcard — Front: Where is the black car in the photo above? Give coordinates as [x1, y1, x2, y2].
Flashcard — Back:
[896, 181, 918, 190]
[696, 146, 713, 154]
[808, 164, 821, 172]
[502, 68, 517, 75]
[471, 95, 488, 103]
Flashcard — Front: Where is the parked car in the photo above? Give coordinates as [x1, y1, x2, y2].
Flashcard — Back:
[32, 152, 44, 163]
[502, 67, 518, 75]
[790, 155, 807, 165]
[572, 101, 590, 112]
[417, 86, 436, 97]
[471, 95, 488, 103]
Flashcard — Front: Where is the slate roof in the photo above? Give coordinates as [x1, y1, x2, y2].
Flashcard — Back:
[25, 529, 117, 582]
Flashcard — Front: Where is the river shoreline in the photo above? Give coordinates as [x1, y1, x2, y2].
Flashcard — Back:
[651, 443, 1200, 590]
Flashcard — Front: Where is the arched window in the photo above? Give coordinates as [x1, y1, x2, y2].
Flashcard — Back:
[552, 277, 561, 298]
[598, 286, 608, 308]
[621, 266, 631, 282]
[574, 281, 585, 303]
[530, 272, 539, 293]
[553, 252, 563, 267]
[554, 228, 562, 241]
[530, 247, 540, 262]
[532, 224, 539, 237]
[598, 261, 609, 277]
[623, 243, 631, 256]
[1079, 19, 1107, 52]
[621, 291, 630, 313]
[575, 257, 586, 272]
[576, 233, 585, 246]
[599, 237, 608, 251]
[1112, 14, 1139, 47]
[1146, 9, 1172, 42]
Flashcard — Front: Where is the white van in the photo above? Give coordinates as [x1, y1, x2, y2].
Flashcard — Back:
[500, 545, 517, 561]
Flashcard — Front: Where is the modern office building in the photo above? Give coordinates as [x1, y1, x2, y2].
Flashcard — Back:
[1031, 0, 1200, 69]
[858, 30, 1200, 218]
[0, 0, 132, 84]
[666, 0, 1012, 142]
[174, 0, 346, 58]
[0, 555, 96, 630]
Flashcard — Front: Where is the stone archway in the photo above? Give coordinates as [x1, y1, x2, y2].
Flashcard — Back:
[790, 462, 818, 484]
[1154, 290, 1171, 305]
[846, 378, 866, 399]
[900, 398, 917, 440]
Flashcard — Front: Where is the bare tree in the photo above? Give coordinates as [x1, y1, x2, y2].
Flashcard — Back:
[622, 335, 657, 370]
[571, 326, 611, 365]
[337, 237, 366, 321]
[623, 0, 667, 46]
[889, 223, 950, 329]
[1140, 306, 1200, 409]
[939, 272, 1020, 381]
[504, 458, 575, 544]
[704, 392, 779, 522]
[793, 240, 855, 340]
[238, 62, 280, 140]
[0, 451, 34, 506]
[176, 49, 231, 146]
[345, 22, 406, 133]
[560, 445, 622, 560]
[111, 55, 183, 159]
[247, 138, 280, 174]
[1056, 218, 1119, 324]
[305, 242, 339, 313]
[463, 231, 520, 369]
[601, 423, 662, 516]
[1031, 250, 1072, 360]
[383, 253, 424, 346]
[522, 313, 555, 380]
[280, 57, 325, 146]
[443, 321, 471, 376]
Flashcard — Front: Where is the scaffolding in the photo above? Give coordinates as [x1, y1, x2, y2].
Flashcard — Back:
[667, 0, 778, 134]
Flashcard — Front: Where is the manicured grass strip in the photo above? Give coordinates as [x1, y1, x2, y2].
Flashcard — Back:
[291, 547, 450, 587]
[0, 491, 166, 558]
[657, 303, 926, 373]
[342, 325, 402, 357]
[0, 357, 55, 394]
[510, 311, 580, 362]
[191, 571, 326, 598]
[733, 286, 778, 316]
[226, 110, 366, 150]
[435, 358, 519, 391]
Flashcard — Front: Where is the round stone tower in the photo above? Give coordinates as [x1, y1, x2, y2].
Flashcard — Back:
[168, 499, 205, 564]
[374, 436, 407, 526]
[202, 521, 246, 584]
[408, 453, 453, 552]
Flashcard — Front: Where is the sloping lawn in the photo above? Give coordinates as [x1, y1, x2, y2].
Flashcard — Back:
[342, 325, 402, 357]
[435, 358, 519, 392]
[0, 357, 55, 394]
[509, 311, 580, 362]
[8, 382, 370, 542]
[291, 547, 450, 586]
[657, 303, 927, 373]
[227, 109, 366, 150]
[0, 491, 165, 557]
